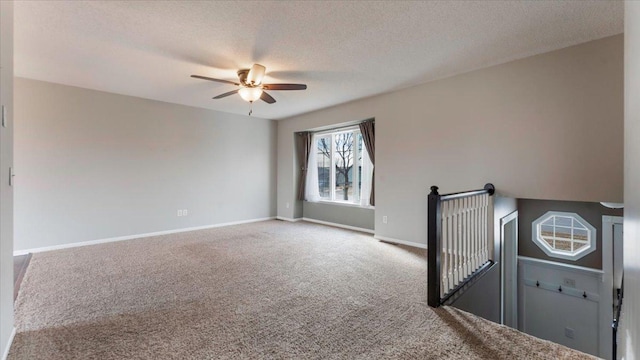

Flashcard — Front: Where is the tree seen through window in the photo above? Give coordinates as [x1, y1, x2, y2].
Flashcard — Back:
[315, 130, 364, 203]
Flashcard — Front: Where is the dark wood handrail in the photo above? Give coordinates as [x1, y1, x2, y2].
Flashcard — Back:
[433, 183, 495, 201]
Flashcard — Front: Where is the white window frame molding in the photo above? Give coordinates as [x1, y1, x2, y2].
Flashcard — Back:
[531, 211, 596, 261]
[315, 127, 364, 206]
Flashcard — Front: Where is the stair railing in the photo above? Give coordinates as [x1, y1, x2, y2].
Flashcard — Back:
[428, 183, 496, 307]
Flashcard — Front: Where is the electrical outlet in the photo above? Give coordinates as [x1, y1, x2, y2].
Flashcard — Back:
[563, 278, 576, 288]
[183, 209, 188, 216]
[286, 202, 290, 209]
[178, 210, 183, 217]
[564, 327, 575, 339]
[382, 216, 388, 224]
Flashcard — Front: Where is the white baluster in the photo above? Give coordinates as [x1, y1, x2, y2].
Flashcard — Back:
[464, 197, 473, 277]
[486, 194, 491, 262]
[453, 198, 459, 287]
[482, 194, 488, 263]
[459, 197, 465, 279]
[477, 195, 483, 265]
[447, 200, 454, 292]
[464, 197, 470, 278]
[441, 201, 448, 295]
[476, 195, 482, 268]
[470, 195, 477, 272]
[479, 194, 484, 264]
[459, 197, 464, 280]
[476, 195, 482, 269]
[457, 198, 464, 285]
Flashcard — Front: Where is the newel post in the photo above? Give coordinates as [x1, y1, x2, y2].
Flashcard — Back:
[428, 186, 442, 307]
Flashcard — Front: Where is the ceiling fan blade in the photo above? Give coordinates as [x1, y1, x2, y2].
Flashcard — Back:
[262, 84, 307, 91]
[247, 64, 266, 85]
[191, 75, 239, 86]
[213, 89, 239, 99]
[260, 91, 276, 104]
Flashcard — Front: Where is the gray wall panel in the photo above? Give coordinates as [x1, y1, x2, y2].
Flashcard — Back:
[14, 78, 277, 251]
[303, 202, 374, 230]
[518, 199, 622, 270]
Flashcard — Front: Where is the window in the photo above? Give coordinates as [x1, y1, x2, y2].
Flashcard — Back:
[531, 211, 596, 261]
[307, 127, 372, 206]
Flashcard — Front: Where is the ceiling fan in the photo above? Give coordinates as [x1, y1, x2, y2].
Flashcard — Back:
[191, 64, 307, 106]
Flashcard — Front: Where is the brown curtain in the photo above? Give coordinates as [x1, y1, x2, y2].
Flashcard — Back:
[296, 132, 312, 201]
[359, 120, 375, 206]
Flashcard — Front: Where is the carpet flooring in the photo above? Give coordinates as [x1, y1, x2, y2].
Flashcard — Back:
[10, 220, 594, 359]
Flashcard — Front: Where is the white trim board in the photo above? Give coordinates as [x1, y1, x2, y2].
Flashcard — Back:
[374, 235, 428, 249]
[517, 256, 603, 276]
[276, 216, 302, 222]
[2, 327, 15, 360]
[312, 200, 375, 210]
[500, 210, 518, 328]
[13, 217, 276, 256]
[301, 218, 374, 234]
[601, 215, 623, 360]
[602, 215, 624, 223]
[501, 210, 519, 226]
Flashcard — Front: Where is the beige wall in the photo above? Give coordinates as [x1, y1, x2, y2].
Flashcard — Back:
[623, 2, 640, 358]
[0, 0, 14, 356]
[278, 35, 623, 246]
[14, 78, 277, 251]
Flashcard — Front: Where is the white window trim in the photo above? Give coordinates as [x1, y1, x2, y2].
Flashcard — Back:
[317, 199, 375, 210]
[313, 128, 367, 206]
[531, 211, 597, 261]
[313, 125, 360, 136]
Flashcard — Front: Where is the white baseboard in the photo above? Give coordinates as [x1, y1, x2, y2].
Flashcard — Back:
[301, 217, 375, 234]
[374, 235, 428, 249]
[276, 216, 301, 222]
[13, 217, 276, 256]
[517, 256, 603, 276]
[2, 327, 15, 360]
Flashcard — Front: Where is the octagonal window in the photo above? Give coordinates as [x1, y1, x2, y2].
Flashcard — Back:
[531, 211, 596, 261]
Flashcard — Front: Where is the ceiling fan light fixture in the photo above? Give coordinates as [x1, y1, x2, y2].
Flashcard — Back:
[192, 64, 306, 107]
[238, 86, 263, 102]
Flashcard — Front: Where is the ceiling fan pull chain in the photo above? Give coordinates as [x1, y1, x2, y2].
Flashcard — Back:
[249, 101, 253, 116]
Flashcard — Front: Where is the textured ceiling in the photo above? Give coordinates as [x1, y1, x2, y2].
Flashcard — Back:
[14, 1, 623, 120]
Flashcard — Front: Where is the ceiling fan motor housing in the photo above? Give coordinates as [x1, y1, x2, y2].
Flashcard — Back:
[237, 69, 250, 86]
